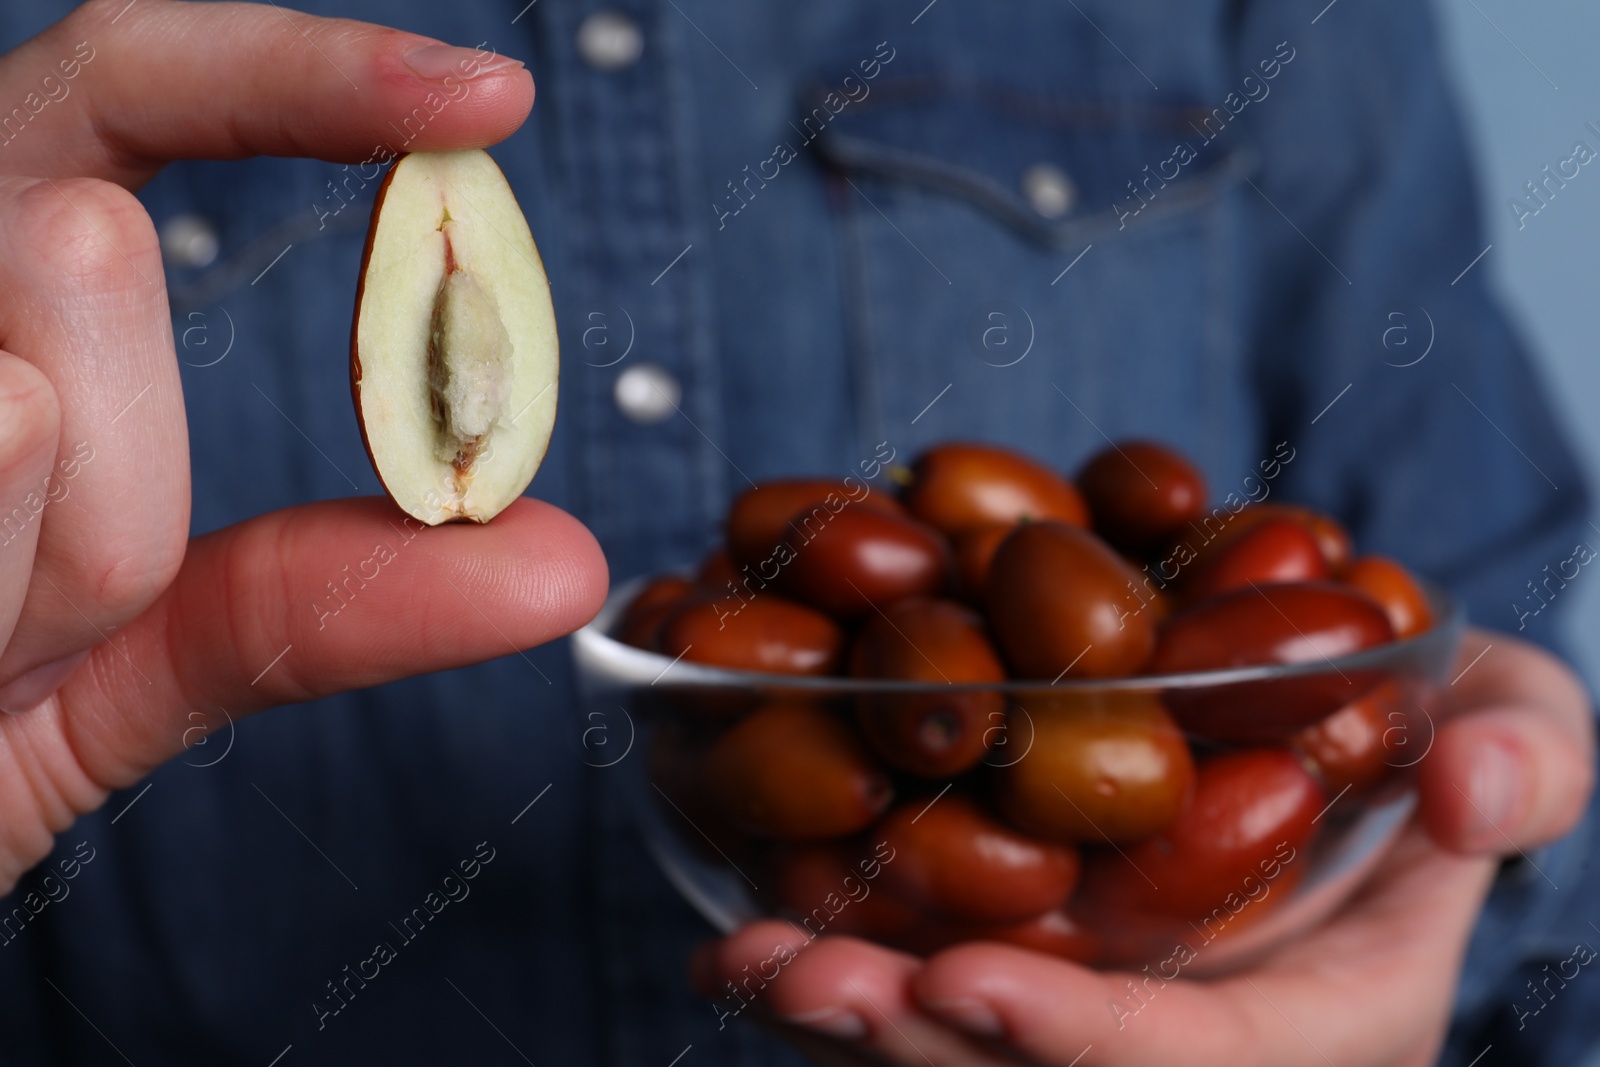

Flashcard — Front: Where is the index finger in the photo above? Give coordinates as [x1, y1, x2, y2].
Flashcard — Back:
[0, 0, 534, 186]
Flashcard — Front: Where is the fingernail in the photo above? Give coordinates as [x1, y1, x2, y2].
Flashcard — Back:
[781, 1006, 868, 1040]
[0, 651, 89, 714]
[404, 43, 525, 82]
[922, 997, 1005, 1038]
[1468, 740, 1522, 838]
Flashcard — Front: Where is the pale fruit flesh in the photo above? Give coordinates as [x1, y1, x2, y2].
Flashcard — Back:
[352, 150, 558, 524]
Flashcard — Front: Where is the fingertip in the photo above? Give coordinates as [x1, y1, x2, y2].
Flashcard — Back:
[497, 496, 610, 637]
[1420, 708, 1595, 855]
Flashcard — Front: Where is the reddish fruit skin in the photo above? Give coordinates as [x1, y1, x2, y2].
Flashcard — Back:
[1151, 582, 1396, 741]
[1344, 556, 1434, 638]
[896, 908, 1101, 964]
[696, 548, 741, 591]
[1151, 582, 1395, 674]
[1182, 517, 1330, 603]
[777, 506, 951, 618]
[768, 841, 921, 940]
[849, 597, 1006, 777]
[954, 524, 1012, 601]
[1076, 440, 1208, 555]
[996, 695, 1195, 843]
[1161, 503, 1353, 582]
[1077, 749, 1323, 919]
[985, 522, 1155, 679]
[702, 703, 893, 840]
[878, 795, 1080, 924]
[1292, 681, 1410, 794]
[904, 442, 1089, 538]
[727, 479, 904, 568]
[616, 577, 697, 650]
[659, 595, 843, 676]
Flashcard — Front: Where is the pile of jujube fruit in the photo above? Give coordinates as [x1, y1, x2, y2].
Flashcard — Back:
[618, 440, 1436, 964]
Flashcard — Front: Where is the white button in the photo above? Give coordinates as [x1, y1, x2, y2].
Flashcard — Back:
[577, 11, 644, 71]
[1021, 163, 1077, 219]
[159, 214, 220, 269]
[614, 363, 680, 424]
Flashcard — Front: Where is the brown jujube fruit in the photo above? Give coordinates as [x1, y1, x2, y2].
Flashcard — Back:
[986, 522, 1155, 679]
[1151, 582, 1395, 675]
[659, 595, 843, 676]
[997, 694, 1195, 843]
[878, 795, 1079, 924]
[617, 576, 697, 650]
[1292, 681, 1410, 794]
[1076, 440, 1207, 555]
[1075, 749, 1322, 919]
[954, 524, 1013, 601]
[903, 442, 1088, 537]
[776, 506, 951, 618]
[1170, 504, 1352, 577]
[767, 842, 921, 940]
[727, 479, 903, 568]
[849, 597, 1006, 777]
[1151, 582, 1396, 740]
[1344, 556, 1433, 638]
[1181, 517, 1330, 603]
[702, 702, 892, 840]
[895, 907, 1100, 964]
[696, 547, 741, 591]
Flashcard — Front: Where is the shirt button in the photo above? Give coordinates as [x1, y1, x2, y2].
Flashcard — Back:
[158, 214, 220, 269]
[576, 11, 644, 71]
[1021, 163, 1077, 219]
[614, 363, 680, 424]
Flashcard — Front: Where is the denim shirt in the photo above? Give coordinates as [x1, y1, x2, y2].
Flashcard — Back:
[0, 1, 1593, 1064]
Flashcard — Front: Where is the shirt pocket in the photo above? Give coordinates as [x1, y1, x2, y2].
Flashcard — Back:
[806, 75, 1262, 483]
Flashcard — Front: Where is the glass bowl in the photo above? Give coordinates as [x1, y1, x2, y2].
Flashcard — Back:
[573, 574, 1465, 975]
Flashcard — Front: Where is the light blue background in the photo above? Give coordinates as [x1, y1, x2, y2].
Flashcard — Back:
[1436, 0, 1600, 681]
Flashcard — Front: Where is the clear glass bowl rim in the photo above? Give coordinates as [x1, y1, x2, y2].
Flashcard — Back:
[574, 572, 1466, 695]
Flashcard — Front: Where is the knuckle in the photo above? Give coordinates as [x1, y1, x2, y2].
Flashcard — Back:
[14, 177, 161, 296]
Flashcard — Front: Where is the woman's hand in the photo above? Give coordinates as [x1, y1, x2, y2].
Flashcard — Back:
[0, 0, 607, 893]
[697, 629, 1593, 1065]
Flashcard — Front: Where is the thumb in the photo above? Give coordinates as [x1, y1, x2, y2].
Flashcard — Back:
[1418, 631, 1595, 855]
[0, 0, 534, 185]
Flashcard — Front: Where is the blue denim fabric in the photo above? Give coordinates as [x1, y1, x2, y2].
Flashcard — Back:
[0, 0, 1593, 1063]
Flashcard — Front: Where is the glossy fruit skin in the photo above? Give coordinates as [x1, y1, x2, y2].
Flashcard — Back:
[878, 795, 1080, 923]
[767, 841, 921, 940]
[849, 597, 1006, 777]
[1077, 749, 1323, 919]
[1181, 517, 1330, 603]
[777, 506, 951, 618]
[727, 479, 904, 568]
[897, 907, 1101, 964]
[1292, 681, 1410, 794]
[650, 719, 755, 862]
[659, 594, 843, 675]
[616, 577, 697, 650]
[1076, 440, 1208, 555]
[904, 442, 1089, 538]
[1344, 555, 1433, 638]
[1152, 582, 1395, 674]
[997, 694, 1195, 843]
[986, 522, 1156, 679]
[1161, 503, 1353, 583]
[1151, 582, 1396, 740]
[954, 524, 1012, 601]
[702, 702, 893, 840]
